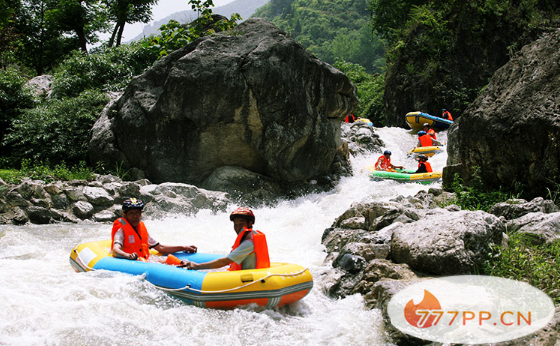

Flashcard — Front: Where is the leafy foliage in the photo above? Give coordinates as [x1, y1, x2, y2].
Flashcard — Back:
[143, 0, 241, 58]
[254, 0, 386, 73]
[482, 232, 560, 305]
[51, 42, 159, 98]
[4, 90, 109, 166]
[0, 159, 95, 184]
[333, 58, 385, 125]
[372, 0, 559, 118]
[0, 67, 37, 157]
[451, 167, 513, 212]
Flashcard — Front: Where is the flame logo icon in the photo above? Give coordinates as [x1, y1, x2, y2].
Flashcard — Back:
[404, 290, 442, 328]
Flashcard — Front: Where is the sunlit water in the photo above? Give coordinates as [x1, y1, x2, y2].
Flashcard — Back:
[0, 127, 448, 346]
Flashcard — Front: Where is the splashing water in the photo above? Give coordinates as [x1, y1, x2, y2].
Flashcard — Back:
[0, 127, 448, 346]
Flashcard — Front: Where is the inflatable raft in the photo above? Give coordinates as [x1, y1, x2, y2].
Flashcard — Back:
[407, 146, 445, 158]
[406, 111, 453, 130]
[70, 240, 313, 309]
[369, 168, 442, 184]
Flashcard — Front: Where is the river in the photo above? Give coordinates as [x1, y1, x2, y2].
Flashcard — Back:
[0, 127, 448, 346]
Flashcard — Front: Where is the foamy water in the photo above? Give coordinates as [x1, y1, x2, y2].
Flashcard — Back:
[0, 127, 448, 345]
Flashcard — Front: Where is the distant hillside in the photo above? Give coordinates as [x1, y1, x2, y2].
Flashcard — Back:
[129, 0, 270, 42]
[252, 0, 384, 73]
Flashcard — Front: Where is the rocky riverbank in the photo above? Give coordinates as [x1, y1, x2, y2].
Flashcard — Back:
[0, 175, 229, 225]
[320, 191, 560, 345]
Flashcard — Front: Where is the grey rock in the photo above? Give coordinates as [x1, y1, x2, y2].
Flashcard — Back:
[444, 30, 560, 198]
[72, 201, 94, 219]
[391, 210, 504, 275]
[509, 211, 560, 244]
[27, 206, 52, 224]
[83, 187, 114, 206]
[490, 197, 559, 220]
[89, 19, 357, 192]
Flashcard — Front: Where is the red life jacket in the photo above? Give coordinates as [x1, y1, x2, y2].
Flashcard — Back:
[442, 111, 453, 121]
[419, 134, 433, 147]
[375, 155, 391, 171]
[228, 227, 270, 271]
[111, 218, 150, 259]
[344, 114, 356, 123]
[427, 129, 436, 140]
[418, 161, 433, 172]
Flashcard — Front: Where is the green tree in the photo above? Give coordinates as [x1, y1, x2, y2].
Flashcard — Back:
[12, 0, 81, 75]
[0, 0, 22, 68]
[334, 58, 385, 125]
[105, 0, 157, 47]
[46, 0, 110, 53]
[144, 0, 240, 58]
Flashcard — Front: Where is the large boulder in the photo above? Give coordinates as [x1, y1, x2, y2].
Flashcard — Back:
[443, 30, 560, 197]
[89, 18, 357, 189]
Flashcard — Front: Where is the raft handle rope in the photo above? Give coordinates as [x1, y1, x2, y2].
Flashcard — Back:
[149, 268, 310, 294]
[73, 249, 97, 271]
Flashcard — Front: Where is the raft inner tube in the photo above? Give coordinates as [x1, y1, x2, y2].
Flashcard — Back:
[70, 239, 313, 309]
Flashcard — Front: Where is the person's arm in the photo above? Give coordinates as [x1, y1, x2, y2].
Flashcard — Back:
[153, 244, 197, 254]
[112, 243, 138, 260]
[432, 138, 443, 146]
[185, 257, 233, 270]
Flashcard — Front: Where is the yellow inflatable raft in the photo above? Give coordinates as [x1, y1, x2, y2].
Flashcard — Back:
[70, 240, 313, 309]
[407, 146, 445, 158]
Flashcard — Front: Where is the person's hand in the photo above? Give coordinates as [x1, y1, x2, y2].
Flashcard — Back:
[127, 252, 138, 260]
[183, 245, 197, 253]
[185, 261, 198, 270]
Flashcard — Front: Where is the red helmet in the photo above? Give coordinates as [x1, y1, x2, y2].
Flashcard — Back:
[229, 207, 255, 223]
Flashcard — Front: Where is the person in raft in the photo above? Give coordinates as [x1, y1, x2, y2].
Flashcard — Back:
[414, 154, 433, 173]
[422, 123, 437, 140]
[111, 198, 197, 265]
[417, 131, 443, 147]
[374, 150, 404, 172]
[185, 207, 270, 271]
[441, 108, 453, 121]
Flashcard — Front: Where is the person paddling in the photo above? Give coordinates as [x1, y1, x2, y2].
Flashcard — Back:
[417, 131, 443, 147]
[111, 198, 197, 265]
[185, 207, 270, 271]
[414, 155, 433, 173]
[374, 150, 404, 172]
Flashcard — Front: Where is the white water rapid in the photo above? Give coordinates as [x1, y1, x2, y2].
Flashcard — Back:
[0, 127, 448, 346]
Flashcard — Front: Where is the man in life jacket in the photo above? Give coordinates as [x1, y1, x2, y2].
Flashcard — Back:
[441, 109, 453, 121]
[417, 131, 443, 147]
[423, 123, 436, 140]
[415, 155, 433, 173]
[185, 207, 270, 271]
[344, 114, 356, 123]
[111, 198, 197, 263]
[374, 150, 404, 172]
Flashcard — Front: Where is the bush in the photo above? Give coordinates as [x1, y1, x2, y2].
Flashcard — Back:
[451, 167, 513, 212]
[333, 58, 385, 125]
[0, 159, 95, 184]
[4, 90, 109, 165]
[0, 66, 37, 156]
[50, 42, 159, 98]
[482, 232, 560, 305]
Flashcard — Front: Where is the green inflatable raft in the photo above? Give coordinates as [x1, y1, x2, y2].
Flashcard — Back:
[369, 168, 442, 184]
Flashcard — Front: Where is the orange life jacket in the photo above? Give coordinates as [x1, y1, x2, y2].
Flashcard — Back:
[228, 227, 270, 271]
[427, 129, 436, 140]
[111, 218, 150, 259]
[418, 161, 433, 172]
[442, 111, 453, 121]
[419, 134, 433, 147]
[344, 114, 356, 123]
[375, 155, 391, 171]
